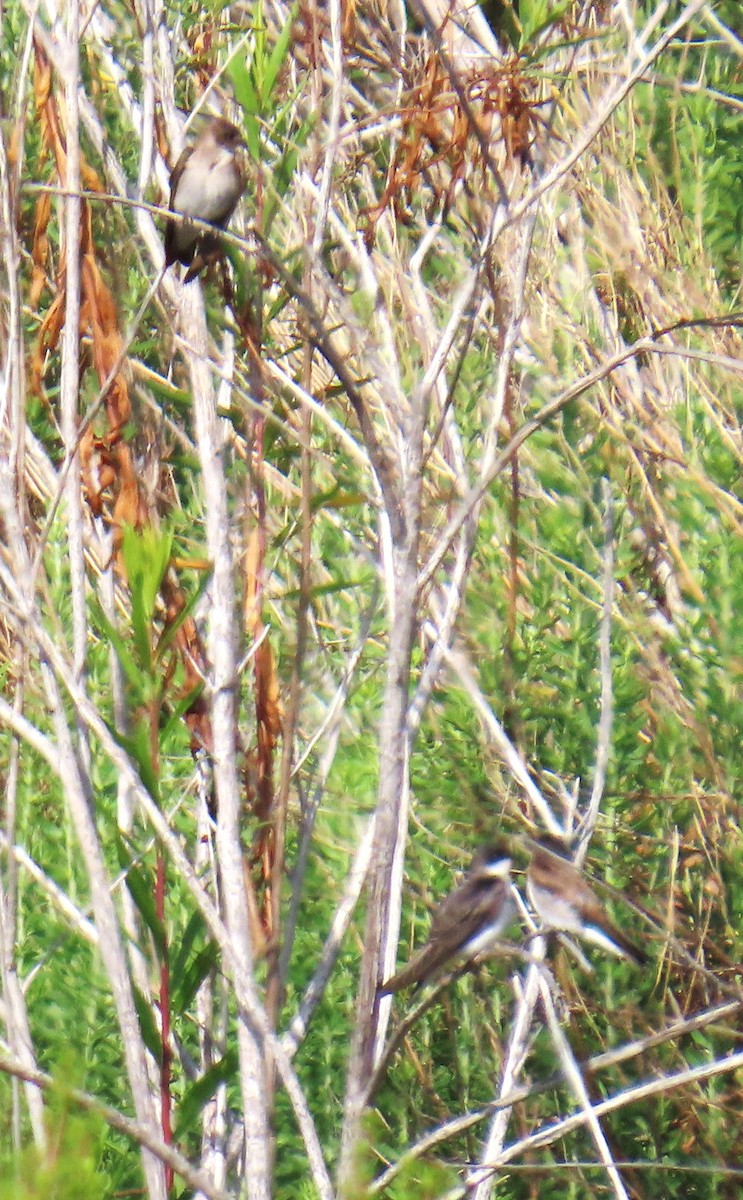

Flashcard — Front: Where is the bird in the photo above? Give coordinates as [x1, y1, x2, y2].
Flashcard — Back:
[164, 117, 246, 283]
[380, 845, 516, 993]
[526, 835, 646, 965]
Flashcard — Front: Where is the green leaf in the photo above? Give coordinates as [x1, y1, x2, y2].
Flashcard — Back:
[280, 576, 373, 601]
[519, 0, 569, 47]
[228, 54, 262, 160]
[115, 719, 160, 802]
[263, 107, 313, 234]
[160, 681, 205, 740]
[121, 524, 173, 671]
[172, 940, 220, 1013]
[155, 567, 212, 662]
[117, 838, 167, 959]
[174, 1050, 238, 1139]
[263, 2, 298, 103]
[0, 1077, 110, 1199]
[171, 910, 207, 986]
[90, 596, 147, 698]
[251, 0, 267, 101]
[265, 286, 292, 323]
[132, 982, 163, 1063]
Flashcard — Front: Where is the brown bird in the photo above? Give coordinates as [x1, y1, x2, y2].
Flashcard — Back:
[164, 117, 246, 283]
[526, 835, 646, 965]
[380, 846, 515, 993]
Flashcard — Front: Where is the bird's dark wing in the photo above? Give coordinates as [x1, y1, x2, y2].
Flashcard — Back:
[599, 920, 647, 965]
[168, 145, 193, 208]
[164, 146, 195, 267]
[393, 876, 509, 987]
[581, 893, 647, 964]
[381, 873, 513, 993]
[428, 874, 509, 952]
[533, 849, 646, 965]
[557, 865, 646, 964]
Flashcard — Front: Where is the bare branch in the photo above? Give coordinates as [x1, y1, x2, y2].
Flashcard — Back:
[0, 1048, 231, 1200]
[539, 974, 630, 1199]
[577, 480, 615, 854]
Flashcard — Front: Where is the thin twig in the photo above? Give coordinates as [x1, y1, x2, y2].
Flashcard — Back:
[0, 1049, 230, 1200]
[368, 995, 743, 1193]
[539, 974, 629, 1199]
[576, 479, 615, 857]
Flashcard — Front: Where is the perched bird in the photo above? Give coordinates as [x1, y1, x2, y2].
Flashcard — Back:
[380, 845, 515, 993]
[164, 117, 246, 283]
[526, 835, 646, 965]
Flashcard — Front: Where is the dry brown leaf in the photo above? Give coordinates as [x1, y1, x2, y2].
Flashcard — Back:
[7, 121, 22, 171]
[81, 160, 104, 193]
[30, 291, 65, 398]
[255, 636, 282, 743]
[30, 192, 51, 309]
[112, 446, 148, 530]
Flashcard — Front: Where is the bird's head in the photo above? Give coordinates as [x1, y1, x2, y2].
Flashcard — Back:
[210, 118, 246, 152]
[471, 844, 512, 879]
[532, 834, 575, 862]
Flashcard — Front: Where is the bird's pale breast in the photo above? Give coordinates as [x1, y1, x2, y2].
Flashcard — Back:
[174, 152, 241, 222]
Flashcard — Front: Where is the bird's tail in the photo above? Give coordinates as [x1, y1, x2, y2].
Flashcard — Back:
[379, 947, 430, 994]
[585, 919, 647, 966]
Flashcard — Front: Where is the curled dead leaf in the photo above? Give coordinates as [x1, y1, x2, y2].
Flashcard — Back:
[30, 192, 52, 308]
